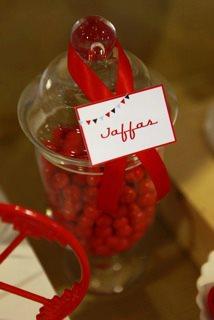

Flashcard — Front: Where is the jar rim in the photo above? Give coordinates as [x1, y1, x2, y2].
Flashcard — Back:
[18, 109, 178, 170]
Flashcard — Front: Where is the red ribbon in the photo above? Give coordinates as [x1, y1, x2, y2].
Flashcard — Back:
[67, 40, 170, 212]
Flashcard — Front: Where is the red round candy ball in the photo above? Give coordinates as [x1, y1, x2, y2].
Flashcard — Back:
[72, 174, 86, 186]
[96, 215, 113, 227]
[139, 178, 155, 195]
[83, 205, 100, 220]
[94, 226, 113, 238]
[41, 157, 56, 179]
[78, 215, 94, 228]
[121, 186, 137, 204]
[125, 166, 145, 183]
[106, 236, 119, 249]
[86, 175, 101, 187]
[112, 205, 129, 218]
[83, 187, 98, 204]
[115, 238, 129, 251]
[116, 225, 133, 237]
[52, 172, 70, 190]
[61, 127, 87, 158]
[63, 184, 81, 202]
[129, 209, 145, 226]
[62, 199, 80, 217]
[113, 217, 129, 230]
[91, 237, 104, 249]
[138, 192, 156, 207]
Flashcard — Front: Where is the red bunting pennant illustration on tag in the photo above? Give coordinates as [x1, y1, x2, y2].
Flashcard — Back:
[79, 95, 128, 125]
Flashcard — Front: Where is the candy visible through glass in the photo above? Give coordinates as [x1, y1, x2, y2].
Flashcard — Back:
[39, 125, 157, 257]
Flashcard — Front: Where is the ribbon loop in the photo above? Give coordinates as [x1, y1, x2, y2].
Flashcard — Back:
[67, 40, 170, 211]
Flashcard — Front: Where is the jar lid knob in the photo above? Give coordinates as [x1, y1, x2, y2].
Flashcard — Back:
[70, 15, 117, 61]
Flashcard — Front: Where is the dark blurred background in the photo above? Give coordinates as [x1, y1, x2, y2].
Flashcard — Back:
[0, 0, 214, 207]
[0, 0, 213, 119]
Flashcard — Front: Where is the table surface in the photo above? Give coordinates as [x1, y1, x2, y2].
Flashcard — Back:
[1, 1, 213, 318]
[31, 220, 199, 320]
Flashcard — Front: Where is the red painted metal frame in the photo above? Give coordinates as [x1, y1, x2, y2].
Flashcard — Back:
[0, 202, 90, 320]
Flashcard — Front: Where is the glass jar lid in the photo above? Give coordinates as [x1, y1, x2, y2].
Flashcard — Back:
[18, 16, 178, 170]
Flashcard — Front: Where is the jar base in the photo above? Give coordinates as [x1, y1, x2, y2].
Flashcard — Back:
[47, 208, 147, 295]
[88, 250, 144, 294]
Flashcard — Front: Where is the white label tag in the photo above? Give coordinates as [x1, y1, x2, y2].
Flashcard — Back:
[76, 85, 176, 165]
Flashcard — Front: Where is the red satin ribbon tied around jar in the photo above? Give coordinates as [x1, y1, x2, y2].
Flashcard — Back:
[67, 40, 170, 212]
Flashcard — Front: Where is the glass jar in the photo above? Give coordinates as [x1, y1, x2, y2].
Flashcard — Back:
[18, 16, 178, 294]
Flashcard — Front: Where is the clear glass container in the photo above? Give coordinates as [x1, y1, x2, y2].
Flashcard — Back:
[18, 16, 178, 294]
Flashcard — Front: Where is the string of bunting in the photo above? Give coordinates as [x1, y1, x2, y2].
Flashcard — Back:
[79, 94, 130, 126]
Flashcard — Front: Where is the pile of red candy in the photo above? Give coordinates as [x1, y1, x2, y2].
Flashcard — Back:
[40, 126, 157, 256]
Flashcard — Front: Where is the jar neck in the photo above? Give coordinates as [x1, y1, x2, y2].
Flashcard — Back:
[36, 146, 142, 175]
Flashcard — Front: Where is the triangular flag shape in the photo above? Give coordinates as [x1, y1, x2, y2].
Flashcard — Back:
[125, 94, 130, 99]
[105, 112, 110, 117]
[111, 108, 115, 113]
[86, 120, 91, 125]
[93, 119, 97, 124]
[121, 99, 125, 104]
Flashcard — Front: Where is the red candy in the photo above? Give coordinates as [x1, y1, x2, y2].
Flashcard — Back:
[138, 192, 156, 207]
[62, 199, 80, 218]
[125, 166, 145, 183]
[40, 125, 157, 257]
[52, 126, 70, 146]
[86, 175, 101, 186]
[95, 226, 113, 238]
[72, 174, 86, 186]
[62, 210, 76, 222]
[139, 178, 155, 195]
[115, 238, 129, 251]
[40, 157, 56, 179]
[52, 172, 69, 189]
[96, 215, 112, 227]
[121, 186, 137, 204]
[63, 185, 81, 202]
[114, 217, 129, 230]
[45, 126, 87, 158]
[115, 205, 128, 217]
[83, 187, 98, 204]
[83, 205, 100, 220]
[106, 236, 119, 249]
[61, 127, 87, 158]
[116, 225, 132, 237]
